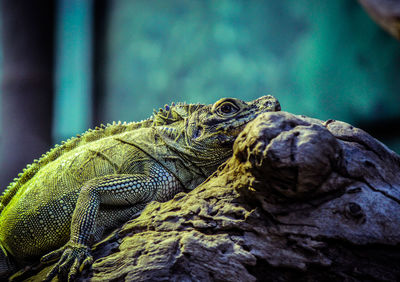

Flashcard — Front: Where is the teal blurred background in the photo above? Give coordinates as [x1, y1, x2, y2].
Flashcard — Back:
[0, 0, 399, 189]
[62, 0, 400, 147]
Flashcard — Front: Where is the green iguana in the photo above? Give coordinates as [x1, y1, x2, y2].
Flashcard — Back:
[0, 95, 280, 281]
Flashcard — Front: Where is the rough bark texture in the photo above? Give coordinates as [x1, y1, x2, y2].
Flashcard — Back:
[358, 0, 400, 40]
[17, 112, 400, 281]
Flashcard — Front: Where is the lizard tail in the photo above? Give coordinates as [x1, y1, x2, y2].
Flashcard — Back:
[0, 243, 16, 279]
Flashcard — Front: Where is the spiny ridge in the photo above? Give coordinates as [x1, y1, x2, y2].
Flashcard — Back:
[0, 101, 207, 212]
[152, 102, 205, 126]
[0, 115, 154, 212]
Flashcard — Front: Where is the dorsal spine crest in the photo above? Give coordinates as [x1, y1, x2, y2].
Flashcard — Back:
[0, 117, 155, 212]
[0, 101, 207, 212]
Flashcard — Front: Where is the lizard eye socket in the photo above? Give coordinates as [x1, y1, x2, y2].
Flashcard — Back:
[216, 101, 239, 117]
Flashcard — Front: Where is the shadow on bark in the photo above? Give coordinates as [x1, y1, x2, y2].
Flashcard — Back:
[17, 112, 400, 281]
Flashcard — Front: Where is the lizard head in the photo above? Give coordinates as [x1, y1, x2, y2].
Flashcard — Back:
[185, 95, 281, 170]
[152, 95, 280, 189]
[188, 95, 280, 146]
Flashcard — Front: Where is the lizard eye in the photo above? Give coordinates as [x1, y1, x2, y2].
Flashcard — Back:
[216, 101, 239, 117]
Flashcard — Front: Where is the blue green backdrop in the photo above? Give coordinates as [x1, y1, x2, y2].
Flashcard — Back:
[3, 0, 400, 153]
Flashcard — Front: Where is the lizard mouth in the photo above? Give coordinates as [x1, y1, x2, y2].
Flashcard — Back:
[225, 107, 277, 137]
[224, 118, 253, 137]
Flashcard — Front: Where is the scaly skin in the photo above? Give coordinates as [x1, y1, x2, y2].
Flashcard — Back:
[0, 95, 280, 281]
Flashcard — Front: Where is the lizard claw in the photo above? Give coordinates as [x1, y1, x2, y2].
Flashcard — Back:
[40, 245, 65, 264]
[41, 242, 93, 281]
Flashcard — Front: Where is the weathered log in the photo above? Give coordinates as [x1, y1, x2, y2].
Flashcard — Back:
[358, 0, 400, 40]
[17, 112, 400, 281]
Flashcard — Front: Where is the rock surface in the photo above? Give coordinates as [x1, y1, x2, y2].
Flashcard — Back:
[18, 112, 400, 281]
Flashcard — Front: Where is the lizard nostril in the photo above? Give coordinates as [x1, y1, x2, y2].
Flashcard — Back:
[262, 99, 280, 111]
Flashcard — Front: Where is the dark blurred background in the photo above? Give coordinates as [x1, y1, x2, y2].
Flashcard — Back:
[0, 0, 399, 191]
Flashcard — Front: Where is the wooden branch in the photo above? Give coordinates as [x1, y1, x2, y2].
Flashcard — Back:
[358, 0, 400, 40]
[19, 112, 400, 281]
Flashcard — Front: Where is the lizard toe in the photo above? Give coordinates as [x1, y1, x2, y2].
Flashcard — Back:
[42, 242, 93, 281]
[41, 246, 65, 264]
[43, 263, 60, 282]
[80, 255, 93, 272]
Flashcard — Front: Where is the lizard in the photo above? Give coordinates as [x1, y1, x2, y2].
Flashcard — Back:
[0, 95, 280, 281]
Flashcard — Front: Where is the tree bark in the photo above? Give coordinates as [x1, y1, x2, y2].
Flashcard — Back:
[358, 0, 400, 40]
[16, 112, 400, 281]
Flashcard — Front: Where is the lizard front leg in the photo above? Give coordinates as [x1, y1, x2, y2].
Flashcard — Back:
[41, 163, 182, 281]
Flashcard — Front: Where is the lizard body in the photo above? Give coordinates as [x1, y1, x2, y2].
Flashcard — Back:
[0, 95, 280, 280]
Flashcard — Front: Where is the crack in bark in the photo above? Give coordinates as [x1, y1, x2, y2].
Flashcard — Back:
[17, 111, 400, 281]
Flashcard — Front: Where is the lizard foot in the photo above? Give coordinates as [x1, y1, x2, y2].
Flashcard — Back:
[41, 242, 93, 282]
